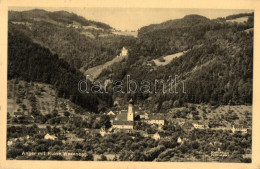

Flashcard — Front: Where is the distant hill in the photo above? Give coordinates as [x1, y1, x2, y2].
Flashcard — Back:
[8, 9, 136, 70]
[225, 12, 253, 20]
[9, 9, 111, 29]
[138, 15, 211, 35]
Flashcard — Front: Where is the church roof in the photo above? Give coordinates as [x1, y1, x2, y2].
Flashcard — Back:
[115, 110, 128, 121]
[113, 121, 134, 126]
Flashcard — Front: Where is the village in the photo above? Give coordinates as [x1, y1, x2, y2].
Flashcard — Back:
[7, 85, 252, 162]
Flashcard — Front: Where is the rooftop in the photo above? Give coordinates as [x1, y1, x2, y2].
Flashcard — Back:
[113, 121, 134, 126]
[115, 110, 128, 121]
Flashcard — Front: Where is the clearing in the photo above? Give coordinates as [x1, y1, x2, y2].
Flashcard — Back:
[82, 47, 128, 81]
[153, 51, 185, 66]
[227, 16, 249, 23]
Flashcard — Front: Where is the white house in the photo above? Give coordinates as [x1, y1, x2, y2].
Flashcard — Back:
[177, 137, 183, 144]
[120, 47, 128, 57]
[232, 125, 247, 134]
[192, 122, 209, 129]
[107, 111, 115, 116]
[140, 112, 149, 120]
[211, 148, 229, 157]
[44, 134, 57, 140]
[144, 114, 165, 126]
[152, 132, 161, 140]
[7, 140, 13, 146]
[152, 132, 171, 140]
[100, 128, 107, 137]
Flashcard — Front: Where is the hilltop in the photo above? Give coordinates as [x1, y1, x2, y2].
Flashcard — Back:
[8, 9, 136, 70]
[9, 9, 111, 29]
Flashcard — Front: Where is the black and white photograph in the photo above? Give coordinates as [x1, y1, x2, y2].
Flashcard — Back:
[4, 5, 255, 163]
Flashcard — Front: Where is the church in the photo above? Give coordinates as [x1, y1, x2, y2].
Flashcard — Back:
[112, 99, 135, 130]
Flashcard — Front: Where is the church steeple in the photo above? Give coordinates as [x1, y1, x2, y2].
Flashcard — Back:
[127, 99, 134, 121]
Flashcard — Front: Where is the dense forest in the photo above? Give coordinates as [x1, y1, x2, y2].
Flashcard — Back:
[8, 29, 113, 112]
[98, 14, 253, 112]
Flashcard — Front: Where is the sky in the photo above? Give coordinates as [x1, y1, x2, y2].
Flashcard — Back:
[9, 7, 253, 31]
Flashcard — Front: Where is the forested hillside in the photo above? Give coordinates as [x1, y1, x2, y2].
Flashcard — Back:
[9, 9, 111, 30]
[8, 29, 113, 112]
[99, 14, 253, 112]
[8, 9, 135, 70]
[8, 10, 254, 113]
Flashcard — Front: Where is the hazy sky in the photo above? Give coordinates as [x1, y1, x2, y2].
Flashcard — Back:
[9, 7, 253, 31]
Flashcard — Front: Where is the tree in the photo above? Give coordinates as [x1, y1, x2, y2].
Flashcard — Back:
[64, 111, 70, 117]
[99, 115, 111, 129]
[82, 154, 94, 161]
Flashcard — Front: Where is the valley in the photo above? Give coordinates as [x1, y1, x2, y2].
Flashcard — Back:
[6, 9, 253, 162]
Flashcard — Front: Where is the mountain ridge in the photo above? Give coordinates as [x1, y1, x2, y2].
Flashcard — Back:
[9, 9, 112, 29]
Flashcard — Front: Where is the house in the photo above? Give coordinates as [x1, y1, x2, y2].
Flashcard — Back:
[112, 99, 135, 130]
[141, 132, 149, 138]
[113, 121, 134, 130]
[152, 132, 171, 140]
[139, 112, 149, 120]
[44, 133, 57, 140]
[211, 148, 229, 157]
[192, 122, 209, 129]
[119, 47, 128, 57]
[152, 132, 161, 140]
[177, 137, 183, 144]
[69, 116, 82, 123]
[107, 111, 116, 116]
[186, 113, 193, 119]
[143, 114, 165, 125]
[242, 154, 252, 159]
[99, 128, 107, 137]
[14, 111, 23, 118]
[175, 118, 186, 126]
[113, 100, 119, 106]
[232, 125, 247, 134]
[7, 140, 13, 146]
[209, 141, 223, 146]
[99, 127, 113, 137]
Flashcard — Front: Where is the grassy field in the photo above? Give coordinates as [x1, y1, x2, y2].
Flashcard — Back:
[227, 16, 249, 23]
[153, 51, 185, 66]
[244, 28, 253, 33]
[82, 52, 128, 81]
[112, 31, 138, 37]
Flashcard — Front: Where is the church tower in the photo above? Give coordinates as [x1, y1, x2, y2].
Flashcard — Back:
[127, 99, 134, 121]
